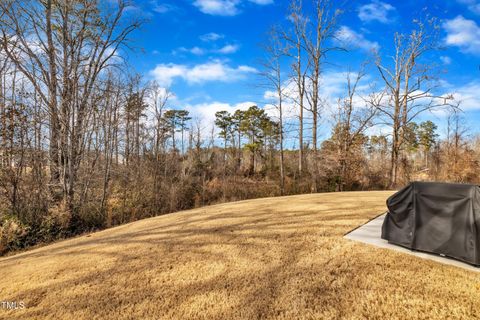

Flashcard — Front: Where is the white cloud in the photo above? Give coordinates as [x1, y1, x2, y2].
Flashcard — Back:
[191, 47, 205, 55]
[150, 64, 187, 87]
[358, 1, 395, 23]
[248, 0, 273, 4]
[216, 44, 240, 54]
[149, 60, 257, 86]
[175, 43, 240, 56]
[177, 46, 206, 55]
[263, 71, 373, 122]
[318, 71, 373, 117]
[144, 87, 178, 118]
[335, 26, 380, 52]
[450, 81, 480, 111]
[440, 56, 452, 65]
[200, 32, 224, 42]
[443, 16, 480, 55]
[104, 47, 123, 64]
[186, 101, 254, 127]
[193, 0, 241, 16]
[174, 47, 204, 56]
[457, 0, 480, 14]
[123, 4, 148, 16]
[150, 1, 177, 13]
[193, 0, 273, 16]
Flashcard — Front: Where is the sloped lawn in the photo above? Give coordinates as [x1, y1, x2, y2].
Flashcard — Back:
[1, 191, 479, 319]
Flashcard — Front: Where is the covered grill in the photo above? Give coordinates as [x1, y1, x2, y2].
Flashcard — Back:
[381, 181, 480, 266]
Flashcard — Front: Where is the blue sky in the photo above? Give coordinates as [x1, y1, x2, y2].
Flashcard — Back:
[122, 0, 480, 142]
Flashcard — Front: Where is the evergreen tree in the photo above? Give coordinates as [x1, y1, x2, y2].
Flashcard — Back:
[239, 106, 270, 175]
[215, 111, 233, 151]
[163, 110, 191, 154]
[418, 121, 439, 167]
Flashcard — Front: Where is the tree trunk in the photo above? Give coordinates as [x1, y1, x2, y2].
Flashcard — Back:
[279, 94, 285, 195]
[46, 0, 60, 184]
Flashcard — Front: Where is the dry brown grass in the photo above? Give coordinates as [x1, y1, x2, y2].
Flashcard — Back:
[1, 191, 479, 319]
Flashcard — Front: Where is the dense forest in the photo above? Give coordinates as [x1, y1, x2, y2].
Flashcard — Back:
[0, 0, 477, 254]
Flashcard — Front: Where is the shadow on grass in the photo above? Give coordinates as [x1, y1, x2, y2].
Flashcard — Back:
[0, 192, 393, 319]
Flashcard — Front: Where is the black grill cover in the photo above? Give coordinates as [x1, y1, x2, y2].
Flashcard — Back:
[381, 181, 480, 266]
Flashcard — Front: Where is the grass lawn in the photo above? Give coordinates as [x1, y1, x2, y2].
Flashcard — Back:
[1, 191, 479, 319]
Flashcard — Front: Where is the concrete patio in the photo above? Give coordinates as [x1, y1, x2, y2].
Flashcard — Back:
[344, 214, 480, 273]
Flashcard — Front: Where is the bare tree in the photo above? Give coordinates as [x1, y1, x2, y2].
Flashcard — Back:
[284, 0, 309, 175]
[333, 67, 377, 191]
[260, 28, 286, 195]
[0, 0, 141, 213]
[302, 0, 342, 192]
[150, 82, 172, 157]
[374, 17, 455, 188]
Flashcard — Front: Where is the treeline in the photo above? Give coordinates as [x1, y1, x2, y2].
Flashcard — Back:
[0, 0, 477, 254]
